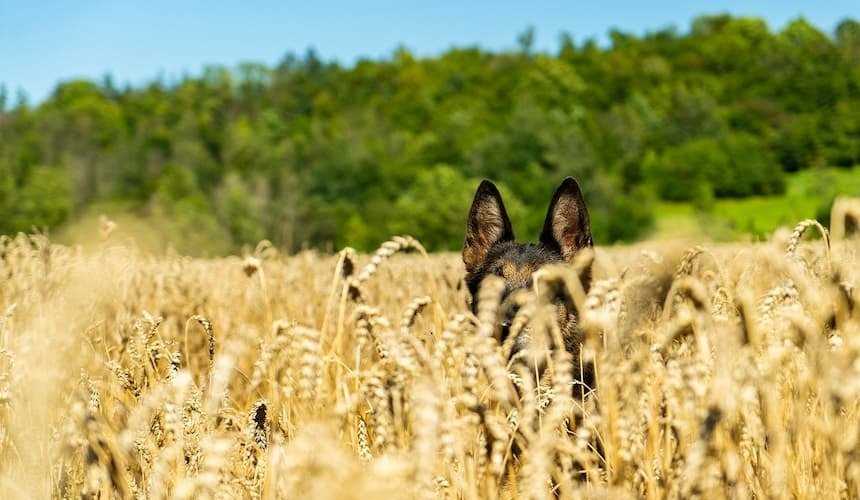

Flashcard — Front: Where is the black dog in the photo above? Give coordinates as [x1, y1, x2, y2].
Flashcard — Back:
[462, 177, 595, 396]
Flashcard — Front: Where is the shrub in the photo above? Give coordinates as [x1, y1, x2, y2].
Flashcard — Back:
[389, 165, 526, 250]
[774, 114, 822, 171]
[5, 166, 73, 233]
[599, 186, 656, 242]
[643, 145, 711, 202]
[647, 133, 784, 201]
[717, 132, 784, 197]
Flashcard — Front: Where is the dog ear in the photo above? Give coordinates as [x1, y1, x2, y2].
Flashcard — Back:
[540, 177, 592, 261]
[463, 180, 514, 272]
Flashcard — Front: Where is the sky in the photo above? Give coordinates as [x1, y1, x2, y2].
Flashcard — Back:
[2, 1, 858, 103]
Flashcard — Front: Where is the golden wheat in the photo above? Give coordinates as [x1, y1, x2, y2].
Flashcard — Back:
[0, 211, 858, 499]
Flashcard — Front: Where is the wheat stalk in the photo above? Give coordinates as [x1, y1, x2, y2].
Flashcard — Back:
[0, 230, 856, 499]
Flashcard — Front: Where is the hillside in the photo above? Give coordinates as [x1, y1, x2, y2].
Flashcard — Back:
[1, 15, 859, 253]
[653, 166, 860, 240]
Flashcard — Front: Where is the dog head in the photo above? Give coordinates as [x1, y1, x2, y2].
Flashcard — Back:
[462, 177, 593, 321]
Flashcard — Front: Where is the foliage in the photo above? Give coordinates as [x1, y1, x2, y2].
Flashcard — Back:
[389, 165, 526, 250]
[1, 14, 859, 253]
[0, 165, 73, 234]
[653, 166, 860, 240]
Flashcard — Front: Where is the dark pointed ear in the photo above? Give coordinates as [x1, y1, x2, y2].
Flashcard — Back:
[463, 180, 514, 272]
[540, 177, 592, 261]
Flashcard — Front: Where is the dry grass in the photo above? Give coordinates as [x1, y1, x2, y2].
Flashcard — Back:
[0, 216, 859, 499]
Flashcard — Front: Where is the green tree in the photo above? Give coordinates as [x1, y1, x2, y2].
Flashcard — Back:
[151, 165, 232, 255]
[716, 133, 784, 197]
[6, 166, 73, 233]
[643, 145, 711, 201]
[214, 173, 267, 246]
[1, 14, 857, 251]
[389, 165, 525, 250]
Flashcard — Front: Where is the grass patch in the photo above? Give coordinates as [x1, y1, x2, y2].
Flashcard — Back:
[652, 166, 860, 240]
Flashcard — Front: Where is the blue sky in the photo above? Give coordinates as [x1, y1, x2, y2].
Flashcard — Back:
[1, 1, 858, 103]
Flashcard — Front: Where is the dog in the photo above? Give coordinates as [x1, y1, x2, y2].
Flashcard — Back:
[462, 176, 595, 396]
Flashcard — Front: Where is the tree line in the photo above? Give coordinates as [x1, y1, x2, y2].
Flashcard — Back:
[1, 15, 859, 253]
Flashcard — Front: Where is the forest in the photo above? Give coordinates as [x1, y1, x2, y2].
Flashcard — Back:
[1, 14, 859, 253]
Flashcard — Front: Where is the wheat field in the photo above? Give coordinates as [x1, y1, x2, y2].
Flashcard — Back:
[0, 205, 859, 499]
